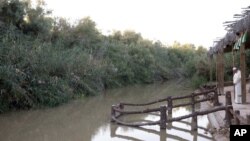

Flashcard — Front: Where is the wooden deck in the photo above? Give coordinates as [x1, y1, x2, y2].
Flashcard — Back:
[202, 84, 250, 141]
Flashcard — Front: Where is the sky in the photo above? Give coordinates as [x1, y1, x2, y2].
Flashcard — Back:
[43, 0, 250, 48]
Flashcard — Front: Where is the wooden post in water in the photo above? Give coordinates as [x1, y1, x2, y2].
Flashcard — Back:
[110, 124, 117, 137]
[191, 130, 198, 141]
[111, 105, 116, 122]
[235, 110, 240, 125]
[191, 93, 198, 131]
[191, 93, 195, 112]
[247, 115, 250, 124]
[167, 96, 172, 115]
[160, 106, 167, 129]
[118, 103, 124, 110]
[225, 91, 233, 126]
[213, 89, 220, 106]
[191, 112, 198, 131]
[160, 130, 167, 141]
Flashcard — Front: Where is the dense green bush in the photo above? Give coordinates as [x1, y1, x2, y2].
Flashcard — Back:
[0, 0, 210, 113]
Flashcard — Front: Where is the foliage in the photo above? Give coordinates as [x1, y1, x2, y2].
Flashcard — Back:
[0, 0, 210, 113]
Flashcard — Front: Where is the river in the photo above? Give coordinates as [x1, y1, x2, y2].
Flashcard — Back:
[0, 81, 214, 141]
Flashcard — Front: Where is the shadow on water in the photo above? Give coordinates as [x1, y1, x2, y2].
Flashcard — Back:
[0, 81, 214, 141]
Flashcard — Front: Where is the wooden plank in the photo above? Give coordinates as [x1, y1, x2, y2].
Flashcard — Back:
[113, 107, 160, 114]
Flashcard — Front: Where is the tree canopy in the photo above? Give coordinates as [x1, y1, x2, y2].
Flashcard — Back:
[0, 0, 210, 113]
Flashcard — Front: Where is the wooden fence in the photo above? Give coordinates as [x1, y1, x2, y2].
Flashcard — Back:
[224, 91, 250, 126]
[111, 87, 234, 130]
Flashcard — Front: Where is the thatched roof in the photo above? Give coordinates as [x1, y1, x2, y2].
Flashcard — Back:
[209, 6, 250, 55]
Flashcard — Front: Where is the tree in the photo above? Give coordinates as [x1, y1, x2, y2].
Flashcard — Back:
[0, 0, 27, 28]
[121, 30, 142, 44]
[73, 17, 100, 47]
[22, 1, 53, 37]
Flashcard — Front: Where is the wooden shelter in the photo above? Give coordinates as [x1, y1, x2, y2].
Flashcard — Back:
[208, 6, 250, 103]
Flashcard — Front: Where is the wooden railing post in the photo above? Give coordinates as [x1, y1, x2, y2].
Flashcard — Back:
[110, 124, 117, 137]
[167, 96, 172, 115]
[118, 103, 124, 110]
[225, 91, 233, 127]
[213, 89, 220, 106]
[111, 105, 116, 122]
[235, 110, 240, 125]
[160, 105, 167, 129]
[191, 113, 198, 131]
[247, 114, 250, 124]
[191, 93, 195, 113]
[191, 130, 198, 141]
[225, 91, 232, 106]
[191, 93, 197, 131]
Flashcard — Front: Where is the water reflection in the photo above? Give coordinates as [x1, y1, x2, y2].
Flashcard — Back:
[93, 107, 213, 141]
[0, 81, 214, 141]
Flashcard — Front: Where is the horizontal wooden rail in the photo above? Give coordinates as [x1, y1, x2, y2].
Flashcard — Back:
[171, 89, 215, 100]
[172, 96, 214, 109]
[113, 107, 160, 115]
[120, 88, 216, 107]
[121, 98, 168, 106]
[195, 97, 214, 104]
[173, 102, 192, 108]
[171, 95, 192, 100]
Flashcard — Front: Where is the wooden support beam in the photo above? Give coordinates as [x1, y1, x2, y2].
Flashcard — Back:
[221, 50, 225, 95]
[240, 41, 247, 103]
[209, 57, 213, 82]
[232, 50, 236, 100]
[216, 49, 224, 95]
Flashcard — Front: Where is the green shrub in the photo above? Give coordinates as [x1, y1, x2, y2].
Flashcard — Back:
[0, 0, 212, 113]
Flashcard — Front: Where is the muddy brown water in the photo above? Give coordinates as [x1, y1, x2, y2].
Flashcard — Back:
[0, 81, 214, 141]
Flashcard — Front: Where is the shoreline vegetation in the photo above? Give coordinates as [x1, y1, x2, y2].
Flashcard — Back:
[0, 0, 211, 113]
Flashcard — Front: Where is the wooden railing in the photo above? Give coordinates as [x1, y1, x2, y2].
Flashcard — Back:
[224, 91, 250, 126]
[111, 86, 233, 130]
